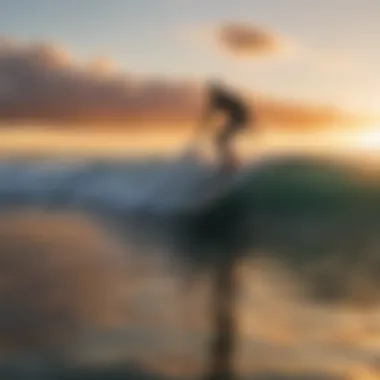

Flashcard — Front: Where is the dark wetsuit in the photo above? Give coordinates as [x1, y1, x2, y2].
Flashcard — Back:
[211, 90, 249, 124]
[208, 88, 251, 169]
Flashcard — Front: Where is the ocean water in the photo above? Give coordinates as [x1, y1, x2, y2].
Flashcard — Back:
[1, 150, 380, 379]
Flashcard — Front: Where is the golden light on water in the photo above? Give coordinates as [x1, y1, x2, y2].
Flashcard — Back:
[1, 125, 380, 162]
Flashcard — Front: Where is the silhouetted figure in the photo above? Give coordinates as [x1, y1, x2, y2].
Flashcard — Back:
[201, 80, 251, 172]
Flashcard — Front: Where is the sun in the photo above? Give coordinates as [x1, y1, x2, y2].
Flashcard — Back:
[338, 127, 380, 152]
[356, 128, 380, 150]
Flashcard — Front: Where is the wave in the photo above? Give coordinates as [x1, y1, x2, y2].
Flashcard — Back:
[1, 150, 380, 308]
[0, 149, 221, 214]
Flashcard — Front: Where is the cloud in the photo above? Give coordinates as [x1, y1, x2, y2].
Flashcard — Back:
[0, 38, 203, 128]
[216, 23, 291, 58]
[0, 37, 369, 129]
[254, 95, 367, 131]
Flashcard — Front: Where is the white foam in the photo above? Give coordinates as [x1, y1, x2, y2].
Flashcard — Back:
[0, 148, 222, 215]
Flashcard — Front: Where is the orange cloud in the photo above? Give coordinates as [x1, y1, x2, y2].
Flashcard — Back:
[254, 95, 367, 131]
[216, 23, 291, 58]
[0, 38, 370, 130]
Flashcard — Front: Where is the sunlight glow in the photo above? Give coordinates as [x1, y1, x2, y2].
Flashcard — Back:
[355, 128, 380, 150]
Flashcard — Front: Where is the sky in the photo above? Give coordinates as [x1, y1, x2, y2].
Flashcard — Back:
[0, 0, 379, 135]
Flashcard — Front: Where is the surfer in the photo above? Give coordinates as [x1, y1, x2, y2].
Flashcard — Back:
[200, 80, 252, 172]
